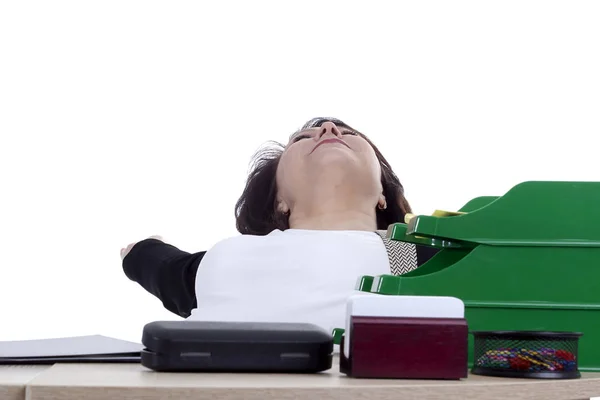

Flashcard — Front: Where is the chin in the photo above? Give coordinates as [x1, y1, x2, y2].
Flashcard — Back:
[311, 151, 365, 174]
[311, 150, 357, 164]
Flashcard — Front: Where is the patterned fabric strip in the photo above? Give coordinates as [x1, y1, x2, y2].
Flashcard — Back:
[374, 230, 419, 275]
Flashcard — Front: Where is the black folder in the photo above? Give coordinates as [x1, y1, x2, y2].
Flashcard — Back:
[0, 335, 142, 364]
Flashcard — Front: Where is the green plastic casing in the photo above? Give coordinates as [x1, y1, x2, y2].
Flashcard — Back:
[357, 181, 600, 372]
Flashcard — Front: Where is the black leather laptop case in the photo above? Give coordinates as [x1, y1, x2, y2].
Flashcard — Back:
[141, 320, 333, 373]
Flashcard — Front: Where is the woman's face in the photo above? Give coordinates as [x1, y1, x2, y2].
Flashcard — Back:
[275, 121, 383, 211]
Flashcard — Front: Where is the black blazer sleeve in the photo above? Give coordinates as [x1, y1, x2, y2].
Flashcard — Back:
[122, 239, 204, 318]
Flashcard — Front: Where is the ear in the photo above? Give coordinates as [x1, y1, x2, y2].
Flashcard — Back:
[377, 194, 387, 210]
[277, 200, 290, 214]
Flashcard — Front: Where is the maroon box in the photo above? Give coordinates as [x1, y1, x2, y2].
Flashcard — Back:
[340, 316, 468, 380]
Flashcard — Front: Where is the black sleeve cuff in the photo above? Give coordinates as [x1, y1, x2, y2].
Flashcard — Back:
[122, 239, 205, 318]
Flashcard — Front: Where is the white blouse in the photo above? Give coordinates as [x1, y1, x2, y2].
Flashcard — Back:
[188, 229, 390, 334]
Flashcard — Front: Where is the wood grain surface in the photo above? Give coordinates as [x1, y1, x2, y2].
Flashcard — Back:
[18, 362, 600, 400]
[0, 365, 48, 400]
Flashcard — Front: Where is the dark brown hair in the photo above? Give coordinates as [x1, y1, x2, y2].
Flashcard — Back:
[234, 117, 412, 235]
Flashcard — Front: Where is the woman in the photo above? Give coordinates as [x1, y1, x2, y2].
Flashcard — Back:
[121, 117, 437, 332]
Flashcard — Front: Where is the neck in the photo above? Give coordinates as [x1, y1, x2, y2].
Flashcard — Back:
[287, 189, 378, 232]
[289, 209, 378, 231]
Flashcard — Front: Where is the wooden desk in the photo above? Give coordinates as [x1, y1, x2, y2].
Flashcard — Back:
[18, 362, 600, 400]
[0, 365, 49, 400]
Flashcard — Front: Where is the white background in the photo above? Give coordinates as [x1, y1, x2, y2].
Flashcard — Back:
[0, 1, 598, 344]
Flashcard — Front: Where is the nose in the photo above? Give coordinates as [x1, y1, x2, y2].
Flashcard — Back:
[318, 122, 342, 139]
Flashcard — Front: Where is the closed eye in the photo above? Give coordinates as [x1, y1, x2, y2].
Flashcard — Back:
[292, 134, 311, 143]
[292, 130, 357, 143]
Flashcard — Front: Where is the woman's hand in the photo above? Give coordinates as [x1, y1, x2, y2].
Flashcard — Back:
[120, 235, 164, 260]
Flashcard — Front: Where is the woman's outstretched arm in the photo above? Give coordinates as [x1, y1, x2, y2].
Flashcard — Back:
[122, 238, 204, 318]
